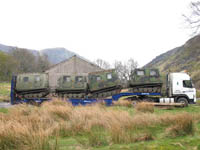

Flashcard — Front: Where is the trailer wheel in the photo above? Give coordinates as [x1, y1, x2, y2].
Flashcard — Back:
[177, 97, 188, 107]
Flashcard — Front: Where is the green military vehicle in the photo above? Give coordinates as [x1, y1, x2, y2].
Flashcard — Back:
[128, 68, 163, 93]
[55, 75, 88, 99]
[15, 73, 49, 99]
[88, 69, 122, 98]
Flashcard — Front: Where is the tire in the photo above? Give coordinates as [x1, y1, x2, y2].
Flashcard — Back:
[177, 97, 188, 107]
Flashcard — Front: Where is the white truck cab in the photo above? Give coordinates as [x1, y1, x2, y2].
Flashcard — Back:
[167, 72, 196, 104]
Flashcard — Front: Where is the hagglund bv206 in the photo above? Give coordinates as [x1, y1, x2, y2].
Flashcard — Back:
[116, 69, 196, 107]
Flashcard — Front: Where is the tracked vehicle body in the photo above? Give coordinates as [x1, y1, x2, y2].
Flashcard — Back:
[128, 68, 163, 93]
[56, 75, 87, 99]
[88, 69, 122, 98]
[15, 73, 49, 99]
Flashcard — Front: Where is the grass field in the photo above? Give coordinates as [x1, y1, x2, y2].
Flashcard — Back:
[0, 100, 200, 150]
[1, 83, 200, 149]
[0, 82, 10, 102]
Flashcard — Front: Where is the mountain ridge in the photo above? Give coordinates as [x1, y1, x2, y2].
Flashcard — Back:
[145, 35, 200, 88]
[0, 43, 77, 64]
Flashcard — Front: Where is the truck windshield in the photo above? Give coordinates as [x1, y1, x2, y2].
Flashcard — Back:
[183, 80, 193, 88]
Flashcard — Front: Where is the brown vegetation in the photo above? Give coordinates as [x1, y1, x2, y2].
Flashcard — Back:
[165, 113, 194, 137]
[0, 99, 198, 149]
[135, 102, 154, 113]
[113, 100, 133, 107]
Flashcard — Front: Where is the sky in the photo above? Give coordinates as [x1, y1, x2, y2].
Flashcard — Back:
[0, 0, 194, 67]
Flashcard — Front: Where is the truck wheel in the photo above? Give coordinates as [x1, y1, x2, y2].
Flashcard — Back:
[177, 97, 188, 107]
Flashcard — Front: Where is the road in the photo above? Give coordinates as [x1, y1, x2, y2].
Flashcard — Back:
[0, 102, 12, 108]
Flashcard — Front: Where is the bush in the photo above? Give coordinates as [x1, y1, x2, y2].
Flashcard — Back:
[196, 90, 200, 98]
[196, 100, 200, 106]
[135, 102, 154, 113]
[113, 100, 133, 107]
[166, 113, 194, 137]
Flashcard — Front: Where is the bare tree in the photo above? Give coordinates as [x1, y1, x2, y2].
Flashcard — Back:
[0, 51, 19, 81]
[114, 58, 138, 83]
[94, 59, 111, 69]
[183, 1, 200, 35]
[10, 48, 37, 73]
[36, 53, 51, 72]
[10, 48, 51, 73]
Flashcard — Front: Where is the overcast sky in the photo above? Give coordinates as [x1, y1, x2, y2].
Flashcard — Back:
[0, 0, 193, 67]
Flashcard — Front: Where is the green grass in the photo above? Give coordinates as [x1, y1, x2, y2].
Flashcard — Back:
[53, 134, 200, 150]
[0, 108, 8, 113]
[50, 104, 200, 150]
[0, 82, 10, 102]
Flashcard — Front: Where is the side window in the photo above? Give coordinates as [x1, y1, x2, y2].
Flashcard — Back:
[23, 77, 29, 82]
[107, 73, 112, 79]
[76, 76, 83, 82]
[183, 80, 193, 88]
[96, 76, 101, 81]
[35, 76, 40, 82]
[63, 76, 71, 83]
[89, 75, 96, 82]
[150, 70, 157, 76]
[137, 70, 144, 76]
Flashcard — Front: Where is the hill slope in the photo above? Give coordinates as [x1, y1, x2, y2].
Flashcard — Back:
[145, 35, 200, 88]
[40, 48, 76, 64]
[0, 44, 77, 64]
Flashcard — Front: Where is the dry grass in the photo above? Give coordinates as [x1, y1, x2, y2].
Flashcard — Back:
[196, 100, 200, 106]
[0, 98, 198, 149]
[113, 100, 133, 107]
[165, 113, 194, 137]
[135, 102, 154, 113]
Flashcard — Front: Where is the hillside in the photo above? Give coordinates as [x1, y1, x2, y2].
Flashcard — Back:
[145, 35, 200, 88]
[40, 48, 76, 64]
[0, 43, 77, 64]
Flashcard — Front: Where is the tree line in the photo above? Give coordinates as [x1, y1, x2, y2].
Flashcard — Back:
[0, 48, 50, 81]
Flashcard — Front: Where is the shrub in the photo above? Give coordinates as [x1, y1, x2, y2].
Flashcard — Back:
[196, 100, 200, 106]
[113, 100, 133, 107]
[135, 102, 154, 113]
[196, 90, 200, 98]
[165, 113, 194, 137]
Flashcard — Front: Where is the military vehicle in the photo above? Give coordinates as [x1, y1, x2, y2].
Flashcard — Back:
[10, 69, 196, 106]
[128, 68, 163, 93]
[14, 73, 49, 99]
[88, 69, 122, 98]
[55, 75, 88, 99]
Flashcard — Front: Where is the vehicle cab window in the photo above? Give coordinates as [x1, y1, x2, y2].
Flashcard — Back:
[63, 76, 71, 83]
[35, 76, 40, 82]
[23, 77, 29, 82]
[137, 70, 145, 76]
[96, 76, 101, 81]
[76, 76, 83, 82]
[107, 73, 112, 79]
[150, 70, 157, 76]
